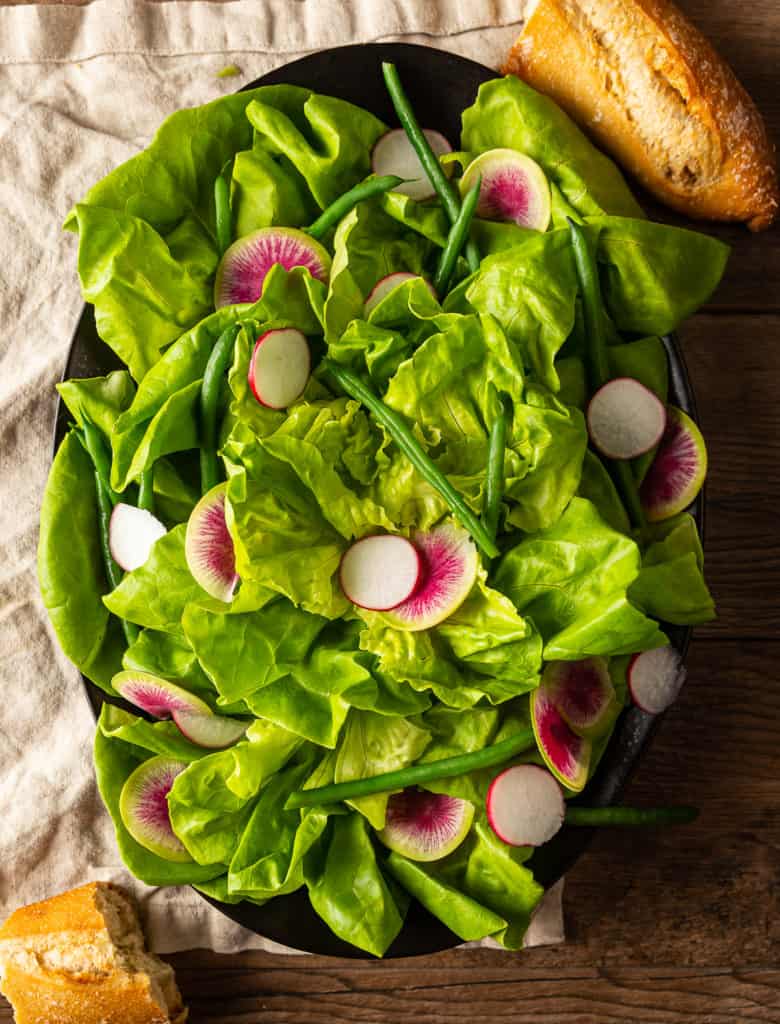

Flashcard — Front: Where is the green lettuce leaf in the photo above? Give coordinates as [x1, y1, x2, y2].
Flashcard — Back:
[629, 514, 715, 624]
[57, 371, 136, 434]
[97, 704, 208, 762]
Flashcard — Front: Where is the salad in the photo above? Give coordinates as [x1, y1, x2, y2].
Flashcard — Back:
[39, 63, 727, 956]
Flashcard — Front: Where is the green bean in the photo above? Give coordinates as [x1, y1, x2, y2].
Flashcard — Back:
[286, 728, 534, 809]
[482, 391, 510, 543]
[308, 175, 404, 240]
[137, 468, 154, 513]
[568, 217, 646, 529]
[80, 417, 120, 505]
[200, 324, 241, 495]
[434, 175, 481, 294]
[214, 172, 232, 257]
[323, 361, 499, 559]
[565, 805, 699, 827]
[382, 62, 480, 273]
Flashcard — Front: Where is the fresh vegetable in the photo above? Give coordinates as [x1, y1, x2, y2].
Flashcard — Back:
[530, 686, 591, 792]
[371, 128, 452, 202]
[460, 149, 551, 231]
[323, 361, 500, 559]
[286, 728, 535, 809]
[381, 62, 479, 272]
[109, 503, 167, 572]
[184, 483, 239, 602]
[382, 523, 479, 631]
[434, 175, 481, 294]
[482, 391, 510, 543]
[308, 174, 404, 239]
[542, 657, 617, 739]
[200, 324, 240, 494]
[640, 406, 708, 521]
[587, 377, 667, 460]
[487, 764, 564, 847]
[214, 171, 232, 257]
[119, 756, 192, 862]
[628, 645, 687, 714]
[364, 272, 435, 316]
[247, 327, 311, 410]
[137, 468, 155, 513]
[339, 534, 422, 611]
[214, 227, 331, 308]
[564, 805, 699, 826]
[377, 788, 474, 862]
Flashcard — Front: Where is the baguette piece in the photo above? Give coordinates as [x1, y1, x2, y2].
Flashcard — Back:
[504, 0, 779, 230]
[0, 883, 186, 1024]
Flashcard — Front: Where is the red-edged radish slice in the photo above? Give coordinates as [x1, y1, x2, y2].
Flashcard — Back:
[587, 377, 667, 460]
[364, 272, 436, 316]
[628, 646, 687, 714]
[119, 756, 192, 861]
[487, 764, 565, 847]
[542, 657, 617, 739]
[460, 148, 551, 231]
[378, 788, 474, 862]
[530, 686, 591, 793]
[248, 328, 311, 410]
[339, 534, 422, 611]
[172, 710, 247, 749]
[184, 483, 239, 603]
[640, 406, 708, 522]
[371, 128, 452, 201]
[214, 227, 331, 308]
[109, 503, 167, 572]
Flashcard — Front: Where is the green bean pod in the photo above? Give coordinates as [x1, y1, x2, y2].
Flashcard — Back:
[137, 468, 155, 513]
[286, 728, 534, 809]
[80, 417, 120, 505]
[214, 173, 232, 257]
[434, 175, 481, 294]
[323, 361, 499, 559]
[565, 805, 699, 827]
[308, 175, 404, 240]
[200, 324, 241, 495]
[482, 391, 510, 543]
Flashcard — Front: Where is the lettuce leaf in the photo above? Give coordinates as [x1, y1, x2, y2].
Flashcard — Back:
[629, 514, 716, 624]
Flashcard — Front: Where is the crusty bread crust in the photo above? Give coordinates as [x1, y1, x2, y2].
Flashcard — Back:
[0, 883, 186, 1024]
[504, 0, 779, 230]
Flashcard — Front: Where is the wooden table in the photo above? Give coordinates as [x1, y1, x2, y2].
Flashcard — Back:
[2, 1, 778, 1021]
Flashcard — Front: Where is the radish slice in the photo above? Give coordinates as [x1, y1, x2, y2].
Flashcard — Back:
[119, 756, 191, 862]
[172, 710, 247, 749]
[587, 378, 667, 460]
[339, 534, 422, 611]
[640, 406, 708, 522]
[487, 764, 565, 847]
[364, 272, 436, 316]
[460, 148, 551, 231]
[628, 646, 687, 714]
[248, 328, 311, 410]
[184, 483, 239, 603]
[109, 503, 167, 572]
[371, 128, 452, 201]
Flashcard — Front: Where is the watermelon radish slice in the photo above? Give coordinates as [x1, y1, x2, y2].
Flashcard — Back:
[543, 657, 618, 739]
[248, 327, 311, 410]
[371, 128, 452, 201]
[377, 787, 474, 862]
[364, 272, 436, 316]
[184, 483, 239, 603]
[486, 764, 565, 847]
[460, 148, 551, 231]
[109, 503, 167, 572]
[382, 523, 479, 632]
[628, 646, 687, 714]
[119, 756, 191, 862]
[587, 378, 667, 460]
[640, 406, 708, 522]
[339, 534, 422, 611]
[531, 686, 592, 793]
[214, 227, 331, 308]
[113, 671, 247, 749]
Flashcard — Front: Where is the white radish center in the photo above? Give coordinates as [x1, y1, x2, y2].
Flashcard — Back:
[488, 765, 565, 847]
[587, 377, 666, 460]
[340, 535, 420, 611]
[372, 128, 452, 201]
[109, 503, 167, 572]
[629, 645, 686, 714]
[250, 328, 311, 410]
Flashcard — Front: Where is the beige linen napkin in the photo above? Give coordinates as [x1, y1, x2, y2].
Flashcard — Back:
[0, 0, 563, 955]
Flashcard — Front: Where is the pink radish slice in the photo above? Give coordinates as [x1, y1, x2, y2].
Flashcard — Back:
[378, 788, 474, 862]
[530, 686, 592, 793]
[339, 534, 422, 611]
[487, 764, 565, 847]
[119, 756, 191, 862]
[214, 227, 331, 308]
[364, 272, 436, 316]
[383, 523, 479, 632]
[640, 406, 708, 522]
[628, 646, 687, 714]
[172, 710, 247, 749]
[248, 328, 311, 410]
[460, 148, 551, 231]
[113, 671, 211, 718]
[371, 128, 452, 201]
[543, 657, 617, 739]
[184, 483, 239, 603]
[587, 378, 667, 460]
[109, 503, 167, 572]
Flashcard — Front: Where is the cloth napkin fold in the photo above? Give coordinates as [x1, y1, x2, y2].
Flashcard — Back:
[0, 0, 563, 955]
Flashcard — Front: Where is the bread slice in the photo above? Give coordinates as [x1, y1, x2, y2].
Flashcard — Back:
[0, 883, 187, 1024]
[504, 0, 779, 230]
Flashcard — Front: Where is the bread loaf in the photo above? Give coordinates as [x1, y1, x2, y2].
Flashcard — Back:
[0, 883, 187, 1024]
[504, 0, 779, 229]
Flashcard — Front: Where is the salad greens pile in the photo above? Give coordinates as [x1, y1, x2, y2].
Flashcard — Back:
[39, 71, 725, 956]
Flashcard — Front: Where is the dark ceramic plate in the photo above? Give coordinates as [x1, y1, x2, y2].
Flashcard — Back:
[55, 42, 703, 958]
